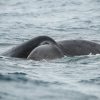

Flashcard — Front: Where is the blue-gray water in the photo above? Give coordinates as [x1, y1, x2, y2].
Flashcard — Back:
[0, 0, 100, 100]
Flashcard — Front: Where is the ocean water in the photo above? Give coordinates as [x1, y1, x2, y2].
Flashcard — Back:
[0, 0, 100, 100]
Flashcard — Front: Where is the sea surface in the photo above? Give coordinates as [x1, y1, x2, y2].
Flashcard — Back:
[0, 0, 100, 100]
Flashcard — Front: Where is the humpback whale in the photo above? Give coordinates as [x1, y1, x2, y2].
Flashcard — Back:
[2, 36, 100, 60]
[27, 42, 64, 60]
[2, 36, 57, 58]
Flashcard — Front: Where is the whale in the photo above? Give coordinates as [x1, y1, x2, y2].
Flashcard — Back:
[58, 40, 100, 56]
[27, 43, 64, 60]
[2, 36, 100, 60]
[2, 36, 57, 58]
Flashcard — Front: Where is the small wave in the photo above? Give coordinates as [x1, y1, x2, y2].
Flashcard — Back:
[31, 80, 64, 87]
[0, 72, 28, 82]
[0, 43, 14, 46]
[90, 0, 100, 3]
[79, 77, 100, 85]
[0, 72, 63, 86]
[0, 91, 16, 100]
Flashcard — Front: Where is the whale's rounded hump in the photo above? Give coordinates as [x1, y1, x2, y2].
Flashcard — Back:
[2, 36, 57, 58]
[27, 44, 64, 61]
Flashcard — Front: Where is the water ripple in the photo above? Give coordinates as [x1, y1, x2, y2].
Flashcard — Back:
[0, 72, 28, 82]
[79, 77, 100, 85]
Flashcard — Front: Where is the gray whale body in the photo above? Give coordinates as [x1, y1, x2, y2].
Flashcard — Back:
[58, 40, 100, 56]
[27, 44, 64, 60]
[2, 36, 100, 60]
[2, 36, 57, 58]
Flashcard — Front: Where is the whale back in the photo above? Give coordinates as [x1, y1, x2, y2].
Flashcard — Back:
[58, 40, 100, 56]
[2, 36, 57, 58]
[27, 44, 64, 61]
